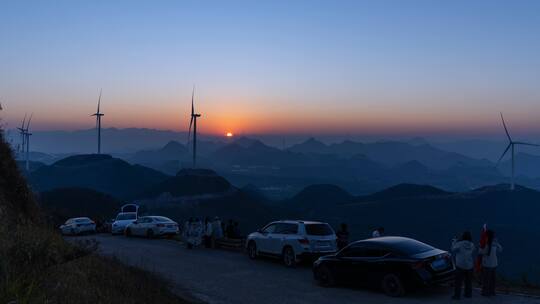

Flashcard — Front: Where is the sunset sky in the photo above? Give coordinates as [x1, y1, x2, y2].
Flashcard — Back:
[1, 0, 540, 138]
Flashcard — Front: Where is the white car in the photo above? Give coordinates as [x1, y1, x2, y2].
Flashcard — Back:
[111, 212, 138, 235]
[125, 216, 179, 238]
[60, 217, 96, 235]
[246, 220, 338, 267]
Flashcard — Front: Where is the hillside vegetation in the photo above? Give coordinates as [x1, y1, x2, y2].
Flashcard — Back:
[0, 131, 187, 304]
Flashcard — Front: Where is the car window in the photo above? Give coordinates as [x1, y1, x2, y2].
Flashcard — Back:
[275, 223, 298, 234]
[76, 218, 90, 223]
[261, 224, 277, 233]
[391, 239, 434, 256]
[116, 214, 137, 220]
[153, 217, 172, 222]
[305, 223, 334, 236]
[341, 245, 389, 258]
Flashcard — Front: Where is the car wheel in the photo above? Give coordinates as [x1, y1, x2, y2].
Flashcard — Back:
[125, 228, 132, 237]
[282, 246, 296, 267]
[315, 265, 336, 287]
[381, 273, 405, 297]
[247, 241, 258, 259]
[146, 229, 154, 239]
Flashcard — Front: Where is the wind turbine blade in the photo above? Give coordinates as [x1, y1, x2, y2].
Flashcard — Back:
[500, 112, 512, 142]
[496, 143, 512, 166]
[514, 142, 540, 147]
[97, 89, 102, 113]
[26, 113, 33, 130]
[21, 113, 27, 130]
[191, 85, 195, 116]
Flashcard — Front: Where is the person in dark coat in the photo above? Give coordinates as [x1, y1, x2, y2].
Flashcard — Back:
[336, 223, 350, 250]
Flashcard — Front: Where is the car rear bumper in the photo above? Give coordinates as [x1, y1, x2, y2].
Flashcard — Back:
[415, 268, 456, 286]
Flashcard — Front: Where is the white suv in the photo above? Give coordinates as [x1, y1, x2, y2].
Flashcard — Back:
[246, 220, 337, 267]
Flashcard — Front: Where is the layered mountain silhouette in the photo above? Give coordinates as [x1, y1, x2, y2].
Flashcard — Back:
[39, 187, 121, 225]
[29, 154, 168, 199]
[138, 169, 233, 199]
[117, 136, 510, 196]
[499, 152, 540, 178]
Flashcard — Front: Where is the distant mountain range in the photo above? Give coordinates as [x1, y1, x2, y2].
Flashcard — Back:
[19, 135, 540, 198]
[28, 154, 168, 199]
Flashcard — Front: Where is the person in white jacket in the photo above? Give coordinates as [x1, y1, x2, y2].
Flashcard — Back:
[451, 231, 475, 299]
[479, 230, 502, 297]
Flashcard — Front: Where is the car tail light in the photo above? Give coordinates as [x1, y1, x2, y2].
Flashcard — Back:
[412, 261, 426, 269]
[298, 238, 310, 245]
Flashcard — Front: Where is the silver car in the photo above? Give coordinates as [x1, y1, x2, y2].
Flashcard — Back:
[111, 212, 138, 235]
[246, 220, 337, 267]
[60, 217, 96, 235]
[125, 216, 179, 238]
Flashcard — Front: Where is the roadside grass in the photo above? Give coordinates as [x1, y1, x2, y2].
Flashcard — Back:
[43, 253, 186, 304]
[0, 226, 190, 304]
[0, 131, 189, 304]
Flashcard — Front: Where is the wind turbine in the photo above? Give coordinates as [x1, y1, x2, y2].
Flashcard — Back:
[91, 89, 104, 154]
[24, 114, 33, 171]
[496, 113, 540, 190]
[187, 86, 201, 168]
[17, 114, 27, 156]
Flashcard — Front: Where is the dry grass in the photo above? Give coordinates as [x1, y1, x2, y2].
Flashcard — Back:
[0, 132, 189, 304]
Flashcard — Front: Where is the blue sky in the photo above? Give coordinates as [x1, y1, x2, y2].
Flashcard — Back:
[1, 0, 540, 138]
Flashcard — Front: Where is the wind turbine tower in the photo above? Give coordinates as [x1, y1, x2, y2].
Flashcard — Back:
[91, 89, 104, 154]
[24, 114, 33, 171]
[496, 113, 540, 190]
[187, 87, 201, 168]
[17, 114, 27, 157]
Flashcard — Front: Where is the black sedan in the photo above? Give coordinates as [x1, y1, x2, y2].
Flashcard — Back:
[313, 236, 455, 297]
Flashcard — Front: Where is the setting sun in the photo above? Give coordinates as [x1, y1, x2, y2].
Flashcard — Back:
[226, 132, 234, 137]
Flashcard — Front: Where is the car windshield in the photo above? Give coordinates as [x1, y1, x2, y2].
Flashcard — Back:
[75, 218, 91, 223]
[305, 223, 334, 236]
[116, 214, 137, 220]
[392, 239, 435, 256]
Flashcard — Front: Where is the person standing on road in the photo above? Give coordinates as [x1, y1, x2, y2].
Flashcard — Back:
[336, 223, 350, 250]
[211, 216, 223, 248]
[226, 219, 234, 238]
[451, 231, 475, 300]
[204, 217, 213, 248]
[480, 230, 502, 297]
[372, 227, 384, 238]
